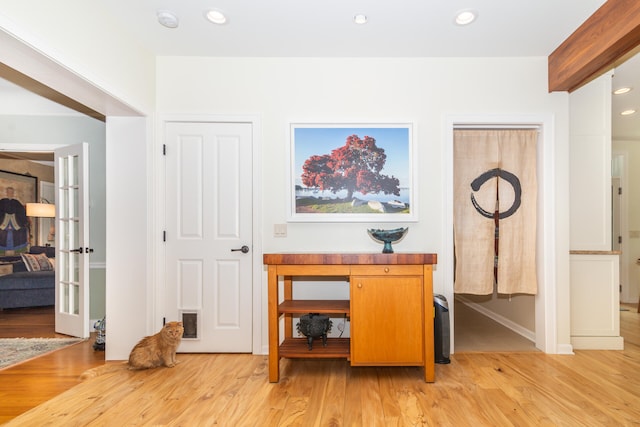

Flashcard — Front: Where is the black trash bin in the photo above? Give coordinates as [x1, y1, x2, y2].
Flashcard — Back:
[434, 294, 450, 364]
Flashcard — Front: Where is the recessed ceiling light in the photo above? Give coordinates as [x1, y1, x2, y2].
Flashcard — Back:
[157, 10, 179, 28]
[353, 14, 368, 25]
[613, 87, 632, 95]
[205, 9, 227, 25]
[620, 109, 637, 116]
[455, 10, 477, 26]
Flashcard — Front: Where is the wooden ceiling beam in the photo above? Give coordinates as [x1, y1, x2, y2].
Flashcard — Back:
[548, 0, 640, 93]
[0, 62, 105, 122]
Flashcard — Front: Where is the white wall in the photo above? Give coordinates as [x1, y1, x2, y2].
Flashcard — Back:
[0, 2, 155, 115]
[156, 56, 572, 352]
[568, 73, 623, 350]
[570, 73, 613, 250]
[105, 116, 150, 360]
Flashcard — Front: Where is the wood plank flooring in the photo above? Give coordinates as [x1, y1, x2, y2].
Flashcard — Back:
[0, 306, 76, 339]
[1, 305, 639, 426]
[0, 307, 105, 424]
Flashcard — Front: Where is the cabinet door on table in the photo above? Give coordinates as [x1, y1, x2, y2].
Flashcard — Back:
[350, 275, 424, 365]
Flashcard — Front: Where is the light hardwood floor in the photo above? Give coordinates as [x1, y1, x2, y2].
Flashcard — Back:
[0, 307, 105, 424]
[1, 305, 639, 426]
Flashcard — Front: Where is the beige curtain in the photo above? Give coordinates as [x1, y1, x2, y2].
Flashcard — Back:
[453, 129, 538, 295]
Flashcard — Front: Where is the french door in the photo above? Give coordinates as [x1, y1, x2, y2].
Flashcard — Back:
[54, 143, 90, 338]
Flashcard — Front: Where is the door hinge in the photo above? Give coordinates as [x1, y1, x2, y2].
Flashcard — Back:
[163, 317, 166, 326]
[163, 230, 166, 242]
[618, 235, 622, 244]
[618, 187, 622, 195]
[163, 144, 167, 155]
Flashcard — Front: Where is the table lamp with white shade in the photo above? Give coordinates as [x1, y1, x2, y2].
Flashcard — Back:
[26, 200, 55, 245]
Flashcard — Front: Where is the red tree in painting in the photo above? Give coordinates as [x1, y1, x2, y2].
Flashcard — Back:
[301, 134, 400, 200]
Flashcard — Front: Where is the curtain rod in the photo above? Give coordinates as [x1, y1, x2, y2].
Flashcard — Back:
[454, 124, 541, 130]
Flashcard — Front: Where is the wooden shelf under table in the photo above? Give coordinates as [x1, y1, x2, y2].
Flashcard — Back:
[280, 338, 350, 358]
[278, 299, 350, 315]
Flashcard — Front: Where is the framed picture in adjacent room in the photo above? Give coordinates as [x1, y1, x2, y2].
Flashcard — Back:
[0, 170, 37, 254]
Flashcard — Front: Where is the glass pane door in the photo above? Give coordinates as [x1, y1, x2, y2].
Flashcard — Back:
[55, 143, 89, 337]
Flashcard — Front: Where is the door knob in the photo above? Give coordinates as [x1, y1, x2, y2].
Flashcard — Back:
[231, 245, 250, 254]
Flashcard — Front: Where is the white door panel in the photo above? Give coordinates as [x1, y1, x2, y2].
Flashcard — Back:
[54, 143, 90, 338]
[165, 122, 252, 353]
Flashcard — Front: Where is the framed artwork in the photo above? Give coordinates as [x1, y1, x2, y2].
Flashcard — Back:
[288, 123, 417, 222]
[0, 170, 37, 254]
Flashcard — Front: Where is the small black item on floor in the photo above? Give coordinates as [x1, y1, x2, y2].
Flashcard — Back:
[434, 294, 451, 364]
[92, 316, 105, 351]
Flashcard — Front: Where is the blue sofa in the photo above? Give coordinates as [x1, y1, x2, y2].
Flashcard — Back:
[0, 246, 55, 310]
[0, 270, 55, 309]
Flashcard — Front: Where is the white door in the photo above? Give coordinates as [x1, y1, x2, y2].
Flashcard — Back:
[165, 122, 253, 352]
[54, 143, 90, 338]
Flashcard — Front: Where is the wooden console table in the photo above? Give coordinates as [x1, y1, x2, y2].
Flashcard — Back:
[263, 253, 438, 383]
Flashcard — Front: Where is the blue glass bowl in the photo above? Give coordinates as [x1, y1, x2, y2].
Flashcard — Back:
[367, 227, 408, 253]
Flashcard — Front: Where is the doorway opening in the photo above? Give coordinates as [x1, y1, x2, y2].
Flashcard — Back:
[444, 115, 558, 354]
[0, 151, 54, 338]
[0, 145, 93, 339]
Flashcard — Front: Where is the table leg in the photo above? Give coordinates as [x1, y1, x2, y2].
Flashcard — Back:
[423, 264, 435, 383]
[268, 265, 280, 382]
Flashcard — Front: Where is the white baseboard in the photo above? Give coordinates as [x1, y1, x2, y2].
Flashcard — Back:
[556, 344, 575, 355]
[456, 296, 536, 342]
[571, 336, 624, 350]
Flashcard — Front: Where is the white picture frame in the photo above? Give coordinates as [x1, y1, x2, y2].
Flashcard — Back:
[288, 123, 417, 222]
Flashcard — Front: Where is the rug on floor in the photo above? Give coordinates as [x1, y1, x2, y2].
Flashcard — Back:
[0, 338, 84, 370]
